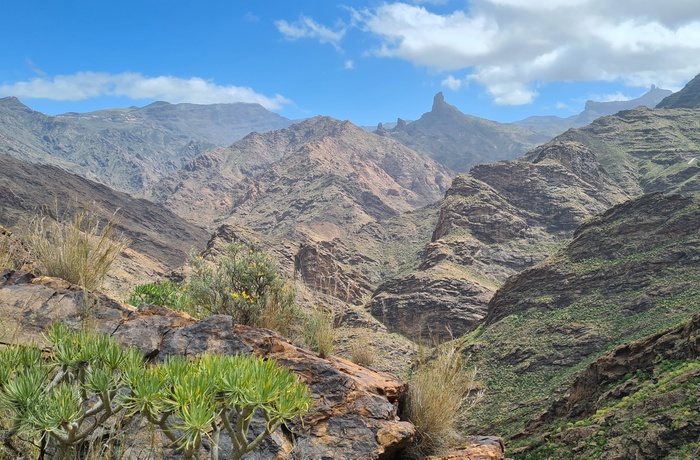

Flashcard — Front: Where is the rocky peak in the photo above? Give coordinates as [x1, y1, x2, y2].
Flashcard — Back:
[432, 91, 447, 111]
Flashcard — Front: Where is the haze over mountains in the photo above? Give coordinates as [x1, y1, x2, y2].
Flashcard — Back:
[1, 74, 700, 458]
[0, 97, 293, 194]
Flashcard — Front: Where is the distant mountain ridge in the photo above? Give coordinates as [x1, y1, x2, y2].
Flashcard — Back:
[513, 85, 673, 135]
[0, 97, 293, 194]
[376, 92, 551, 172]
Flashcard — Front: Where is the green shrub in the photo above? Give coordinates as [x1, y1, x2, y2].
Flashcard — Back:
[26, 210, 128, 291]
[185, 242, 299, 335]
[404, 343, 484, 458]
[302, 306, 335, 359]
[0, 323, 311, 460]
[127, 280, 187, 310]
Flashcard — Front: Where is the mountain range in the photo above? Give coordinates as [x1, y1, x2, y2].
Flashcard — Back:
[1, 73, 700, 458]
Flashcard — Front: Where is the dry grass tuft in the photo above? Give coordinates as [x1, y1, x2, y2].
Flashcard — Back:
[27, 210, 128, 291]
[404, 342, 484, 458]
[350, 330, 376, 366]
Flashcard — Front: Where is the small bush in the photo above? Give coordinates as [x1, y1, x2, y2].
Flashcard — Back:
[404, 343, 484, 458]
[27, 210, 128, 291]
[302, 306, 335, 359]
[185, 242, 299, 336]
[127, 280, 187, 310]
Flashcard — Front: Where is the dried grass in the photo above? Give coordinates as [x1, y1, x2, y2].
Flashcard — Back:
[404, 343, 484, 458]
[27, 210, 128, 291]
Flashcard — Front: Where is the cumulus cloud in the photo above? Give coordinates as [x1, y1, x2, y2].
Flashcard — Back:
[441, 75, 464, 90]
[351, 0, 700, 105]
[275, 16, 346, 50]
[0, 72, 291, 110]
[344, 60, 355, 70]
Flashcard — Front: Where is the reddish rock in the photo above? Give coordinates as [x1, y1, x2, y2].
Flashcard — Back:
[425, 436, 507, 460]
[0, 271, 414, 459]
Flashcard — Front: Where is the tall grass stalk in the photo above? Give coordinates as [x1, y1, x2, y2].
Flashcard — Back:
[27, 210, 128, 291]
[405, 343, 484, 458]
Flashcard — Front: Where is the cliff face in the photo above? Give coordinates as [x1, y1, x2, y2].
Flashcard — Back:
[368, 140, 629, 340]
[370, 99, 700, 341]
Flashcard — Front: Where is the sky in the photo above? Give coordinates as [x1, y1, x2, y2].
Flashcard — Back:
[1, 0, 700, 126]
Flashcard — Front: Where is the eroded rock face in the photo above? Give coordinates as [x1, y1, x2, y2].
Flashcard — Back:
[0, 273, 414, 459]
[369, 141, 628, 341]
[425, 436, 506, 460]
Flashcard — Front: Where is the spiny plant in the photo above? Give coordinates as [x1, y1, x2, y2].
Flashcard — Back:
[26, 209, 128, 291]
[0, 323, 311, 460]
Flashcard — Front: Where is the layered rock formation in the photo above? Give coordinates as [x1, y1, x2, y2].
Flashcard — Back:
[462, 193, 700, 442]
[368, 140, 629, 340]
[370, 94, 700, 341]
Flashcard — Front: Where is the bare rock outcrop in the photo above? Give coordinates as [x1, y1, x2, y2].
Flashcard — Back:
[0, 272, 414, 459]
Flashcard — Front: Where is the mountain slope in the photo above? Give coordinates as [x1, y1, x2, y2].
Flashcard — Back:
[462, 193, 700, 443]
[514, 85, 672, 136]
[368, 140, 629, 340]
[0, 153, 209, 295]
[153, 116, 453, 301]
[657, 72, 700, 109]
[377, 93, 551, 172]
[0, 97, 293, 193]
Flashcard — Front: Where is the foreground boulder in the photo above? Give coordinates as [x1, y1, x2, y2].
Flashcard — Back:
[0, 270, 414, 459]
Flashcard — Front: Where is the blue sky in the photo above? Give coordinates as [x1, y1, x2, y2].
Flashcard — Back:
[2, 0, 700, 126]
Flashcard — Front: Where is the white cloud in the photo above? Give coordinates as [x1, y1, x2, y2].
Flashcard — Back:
[275, 16, 346, 50]
[588, 92, 634, 103]
[441, 75, 463, 90]
[0, 72, 291, 110]
[351, 0, 700, 105]
[344, 60, 355, 70]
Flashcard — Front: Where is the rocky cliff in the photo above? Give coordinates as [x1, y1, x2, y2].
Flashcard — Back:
[0, 271, 415, 459]
[371, 98, 700, 341]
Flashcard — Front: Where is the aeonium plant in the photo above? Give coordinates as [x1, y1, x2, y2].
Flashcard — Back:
[0, 323, 311, 460]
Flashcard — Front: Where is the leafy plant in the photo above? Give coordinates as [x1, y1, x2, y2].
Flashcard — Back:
[26, 210, 128, 291]
[127, 280, 187, 310]
[185, 242, 299, 335]
[0, 323, 311, 460]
